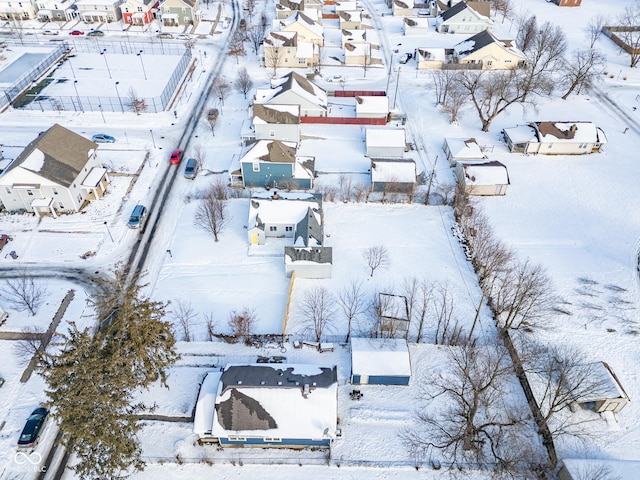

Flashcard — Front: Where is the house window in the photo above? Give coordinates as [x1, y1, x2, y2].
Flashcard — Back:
[252, 163, 260, 172]
[579, 143, 587, 148]
[264, 437, 282, 442]
[27, 189, 33, 196]
[181, 7, 186, 12]
[487, 60, 492, 66]
[505, 59, 512, 63]
[125, 7, 129, 12]
[52, 188, 58, 195]
[286, 226, 293, 232]
[228, 436, 246, 442]
[269, 130, 275, 137]
[137, 6, 143, 11]
[270, 226, 277, 232]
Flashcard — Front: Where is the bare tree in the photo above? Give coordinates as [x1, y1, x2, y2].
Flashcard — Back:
[2, 273, 47, 316]
[244, 0, 256, 21]
[127, 88, 147, 115]
[402, 343, 524, 469]
[441, 80, 468, 124]
[337, 279, 366, 342]
[299, 287, 336, 342]
[491, 0, 514, 23]
[173, 301, 197, 342]
[203, 312, 217, 341]
[516, 15, 538, 53]
[411, 279, 434, 343]
[561, 48, 606, 99]
[195, 187, 230, 242]
[264, 44, 285, 77]
[228, 29, 246, 64]
[227, 307, 257, 343]
[234, 67, 254, 99]
[211, 77, 231, 107]
[492, 259, 556, 334]
[209, 175, 229, 200]
[616, 3, 640, 67]
[13, 326, 46, 360]
[338, 174, 353, 202]
[247, 25, 265, 55]
[205, 108, 219, 137]
[362, 245, 390, 277]
[523, 344, 614, 438]
[432, 282, 465, 345]
[586, 14, 608, 48]
[431, 70, 455, 106]
[352, 183, 369, 203]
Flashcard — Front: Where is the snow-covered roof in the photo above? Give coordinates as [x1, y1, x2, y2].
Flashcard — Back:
[295, 41, 317, 59]
[561, 459, 640, 480]
[342, 28, 367, 43]
[193, 371, 223, 436]
[445, 138, 485, 159]
[255, 72, 327, 110]
[503, 125, 537, 144]
[534, 122, 606, 144]
[240, 140, 298, 164]
[416, 47, 446, 62]
[265, 30, 297, 48]
[371, 159, 415, 183]
[277, 11, 324, 38]
[335, 1, 357, 11]
[576, 362, 629, 403]
[81, 167, 107, 187]
[356, 96, 389, 116]
[404, 17, 431, 29]
[366, 128, 406, 149]
[350, 338, 411, 377]
[438, 0, 489, 23]
[339, 10, 362, 22]
[253, 104, 300, 125]
[453, 30, 526, 61]
[345, 42, 371, 57]
[211, 364, 338, 440]
[459, 161, 509, 186]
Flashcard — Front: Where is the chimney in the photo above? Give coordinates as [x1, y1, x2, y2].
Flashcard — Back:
[570, 124, 577, 133]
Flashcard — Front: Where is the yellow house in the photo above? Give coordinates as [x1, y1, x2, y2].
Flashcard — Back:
[454, 30, 527, 70]
[276, 11, 324, 46]
[264, 31, 319, 69]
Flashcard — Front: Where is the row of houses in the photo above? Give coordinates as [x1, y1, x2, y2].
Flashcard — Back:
[0, 0, 198, 27]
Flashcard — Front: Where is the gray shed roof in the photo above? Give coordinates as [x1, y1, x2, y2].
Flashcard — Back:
[221, 365, 337, 391]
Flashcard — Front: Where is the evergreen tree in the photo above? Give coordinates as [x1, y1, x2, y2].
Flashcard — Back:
[40, 267, 179, 480]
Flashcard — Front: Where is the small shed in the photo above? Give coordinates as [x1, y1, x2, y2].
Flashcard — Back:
[350, 338, 411, 385]
[366, 128, 406, 158]
[443, 137, 486, 165]
[370, 159, 416, 193]
[575, 362, 630, 414]
[455, 160, 509, 196]
[355, 96, 389, 119]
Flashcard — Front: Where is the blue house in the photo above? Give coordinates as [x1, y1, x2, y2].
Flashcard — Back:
[194, 364, 338, 448]
[230, 140, 315, 189]
[350, 338, 411, 385]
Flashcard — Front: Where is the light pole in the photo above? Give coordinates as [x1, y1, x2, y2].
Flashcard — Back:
[67, 50, 76, 79]
[103, 221, 114, 243]
[101, 49, 112, 79]
[393, 67, 401, 110]
[114, 81, 124, 113]
[156, 30, 164, 54]
[98, 104, 105, 123]
[73, 80, 84, 113]
[149, 129, 156, 148]
[386, 43, 401, 94]
[137, 50, 147, 80]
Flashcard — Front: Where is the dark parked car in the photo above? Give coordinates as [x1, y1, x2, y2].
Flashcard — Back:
[17, 408, 48, 448]
[399, 52, 412, 64]
[91, 134, 116, 143]
[87, 30, 105, 37]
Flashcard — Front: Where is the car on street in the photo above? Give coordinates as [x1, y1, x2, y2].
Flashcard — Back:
[169, 149, 184, 165]
[157, 32, 173, 39]
[42, 30, 59, 35]
[183, 158, 199, 179]
[0, 234, 11, 251]
[399, 52, 412, 64]
[69, 30, 84, 36]
[127, 205, 147, 229]
[175, 33, 190, 40]
[87, 30, 104, 37]
[91, 134, 116, 143]
[17, 407, 48, 448]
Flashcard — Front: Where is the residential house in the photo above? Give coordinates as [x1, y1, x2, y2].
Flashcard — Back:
[435, 0, 491, 34]
[0, 124, 109, 217]
[36, 0, 79, 22]
[158, 0, 199, 26]
[365, 128, 406, 158]
[454, 160, 510, 196]
[194, 365, 338, 448]
[443, 137, 486, 165]
[452, 30, 527, 70]
[371, 159, 416, 194]
[247, 193, 331, 278]
[0, 0, 38, 20]
[573, 362, 630, 414]
[503, 122, 607, 155]
[403, 17, 431, 36]
[275, 0, 303, 19]
[230, 140, 314, 189]
[551, 0, 581, 6]
[334, 0, 356, 12]
[378, 293, 410, 335]
[120, 0, 154, 25]
[254, 71, 328, 117]
[252, 104, 300, 142]
[263, 31, 319, 69]
[415, 47, 449, 69]
[392, 0, 432, 17]
[341, 27, 366, 48]
[345, 41, 371, 65]
[338, 10, 362, 30]
[350, 338, 411, 385]
[275, 11, 324, 46]
[355, 95, 389, 119]
[76, 0, 124, 22]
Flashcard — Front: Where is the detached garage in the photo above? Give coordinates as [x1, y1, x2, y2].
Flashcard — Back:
[350, 338, 411, 385]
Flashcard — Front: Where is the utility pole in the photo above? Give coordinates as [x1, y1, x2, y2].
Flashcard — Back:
[424, 155, 437, 205]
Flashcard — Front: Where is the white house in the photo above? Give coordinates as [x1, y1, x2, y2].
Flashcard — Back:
[370, 159, 416, 193]
[255, 72, 328, 118]
[0, 0, 39, 19]
[341, 28, 367, 48]
[403, 17, 431, 36]
[36, 0, 79, 22]
[365, 128, 406, 158]
[252, 104, 300, 142]
[454, 160, 510, 196]
[443, 137, 486, 165]
[452, 30, 527, 70]
[0, 124, 109, 217]
[350, 338, 411, 385]
[355, 96, 389, 119]
[435, 0, 492, 34]
[503, 122, 607, 155]
[194, 365, 338, 448]
[76, 0, 124, 22]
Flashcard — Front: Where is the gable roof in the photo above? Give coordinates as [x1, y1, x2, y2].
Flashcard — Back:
[253, 104, 300, 125]
[4, 124, 97, 187]
[445, 137, 486, 159]
[440, 0, 485, 22]
[264, 30, 297, 47]
[371, 159, 416, 184]
[255, 71, 327, 110]
[534, 122, 607, 144]
[459, 160, 510, 186]
[454, 30, 526, 60]
[350, 338, 411, 378]
[278, 11, 323, 37]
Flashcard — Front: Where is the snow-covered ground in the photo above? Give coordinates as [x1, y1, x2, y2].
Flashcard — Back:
[1, 0, 640, 478]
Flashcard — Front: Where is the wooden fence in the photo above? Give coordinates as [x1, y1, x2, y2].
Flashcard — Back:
[300, 116, 386, 125]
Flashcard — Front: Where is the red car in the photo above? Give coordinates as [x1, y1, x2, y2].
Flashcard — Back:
[169, 149, 184, 165]
[69, 30, 84, 36]
[0, 234, 11, 252]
